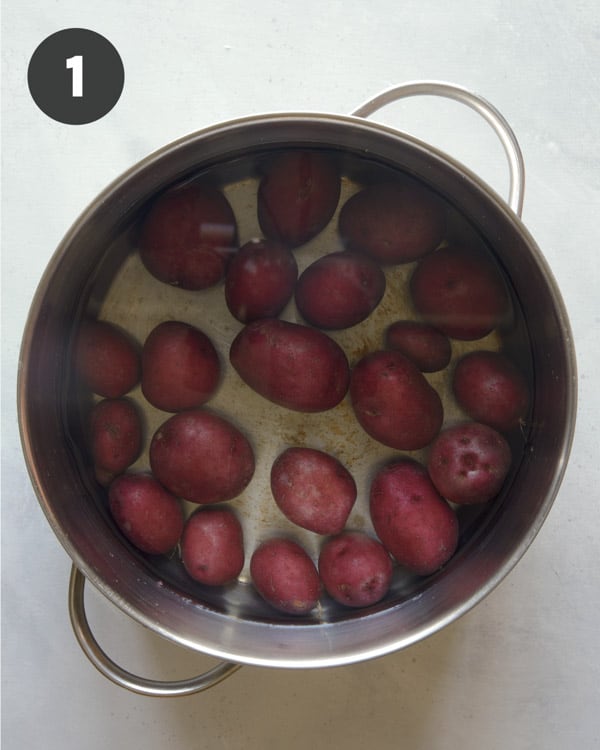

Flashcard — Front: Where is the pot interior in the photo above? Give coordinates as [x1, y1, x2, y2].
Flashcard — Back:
[19, 114, 576, 667]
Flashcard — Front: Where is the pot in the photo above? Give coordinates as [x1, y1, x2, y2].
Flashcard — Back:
[18, 82, 577, 697]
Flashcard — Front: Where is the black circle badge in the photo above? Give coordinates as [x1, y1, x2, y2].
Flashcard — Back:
[28, 28, 124, 125]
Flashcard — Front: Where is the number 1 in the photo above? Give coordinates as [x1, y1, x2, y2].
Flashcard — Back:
[66, 55, 83, 97]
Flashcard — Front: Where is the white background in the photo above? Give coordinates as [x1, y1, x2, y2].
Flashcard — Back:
[2, 1, 599, 748]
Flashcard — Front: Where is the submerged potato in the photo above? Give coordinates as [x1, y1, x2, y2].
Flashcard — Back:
[108, 473, 184, 555]
[270, 447, 357, 535]
[230, 318, 350, 412]
[410, 245, 510, 340]
[74, 319, 140, 398]
[295, 251, 386, 329]
[89, 398, 143, 482]
[350, 350, 443, 450]
[225, 239, 298, 323]
[139, 183, 237, 290]
[318, 531, 393, 608]
[370, 458, 459, 576]
[181, 507, 244, 586]
[149, 409, 255, 504]
[250, 537, 321, 615]
[257, 150, 341, 247]
[338, 181, 446, 264]
[141, 321, 220, 412]
[452, 350, 530, 432]
[427, 421, 512, 504]
[385, 320, 452, 373]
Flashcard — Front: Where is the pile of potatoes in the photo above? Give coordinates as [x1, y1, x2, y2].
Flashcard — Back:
[74, 150, 530, 617]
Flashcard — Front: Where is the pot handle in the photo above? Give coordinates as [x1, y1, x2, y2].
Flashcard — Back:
[68, 565, 242, 697]
[351, 81, 525, 217]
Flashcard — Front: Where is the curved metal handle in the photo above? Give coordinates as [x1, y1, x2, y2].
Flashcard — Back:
[352, 81, 525, 217]
[68, 565, 242, 697]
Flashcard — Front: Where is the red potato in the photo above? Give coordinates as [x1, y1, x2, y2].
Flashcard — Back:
[318, 531, 393, 608]
[270, 447, 357, 535]
[141, 321, 220, 412]
[350, 350, 443, 450]
[108, 473, 184, 555]
[370, 458, 459, 576]
[139, 183, 237, 290]
[338, 181, 446, 264]
[250, 538, 321, 616]
[427, 421, 512, 504]
[74, 319, 140, 398]
[295, 251, 386, 330]
[452, 350, 530, 432]
[385, 320, 452, 372]
[409, 245, 510, 340]
[229, 318, 350, 413]
[225, 239, 298, 323]
[257, 150, 341, 247]
[89, 398, 142, 481]
[149, 409, 255, 504]
[181, 507, 244, 586]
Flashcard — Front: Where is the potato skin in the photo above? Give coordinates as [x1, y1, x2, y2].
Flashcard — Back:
[141, 321, 220, 412]
[338, 181, 446, 264]
[257, 150, 341, 247]
[270, 447, 357, 535]
[108, 473, 184, 555]
[149, 410, 255, 504]
[295, 251, 386, 330]
[410, 245, 509, 340]
[181, 507, 244, 586]
[427, 422, 512, 504]
[139, 184, 237, 290]
[225, 239, 298, 323]
[318, 531, 393, 608]
[89, 398, 142, 480]
[230, 318, 350, 413]
[250, 538, 321, 615]
[370, 459, 459, 576]
[452, 350, 530, 432]
[74, 319, 140, 398]
[385, 320, 451, 373]
[350, 350, 443, 450]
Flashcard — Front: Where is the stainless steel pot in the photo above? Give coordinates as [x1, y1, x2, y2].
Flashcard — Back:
[18, 82, 577, 697]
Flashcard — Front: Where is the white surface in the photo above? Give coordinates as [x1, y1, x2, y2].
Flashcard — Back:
[2, 1, 600, 748]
